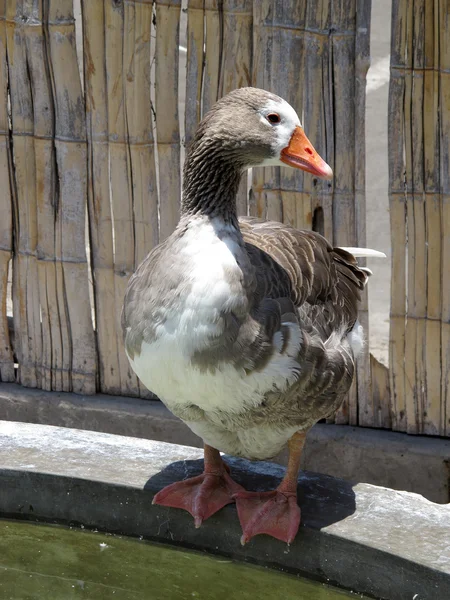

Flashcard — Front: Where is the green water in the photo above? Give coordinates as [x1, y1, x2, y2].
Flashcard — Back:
[0, 520, 365, 600]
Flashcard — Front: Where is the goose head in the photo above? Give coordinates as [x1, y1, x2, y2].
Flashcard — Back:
[187, 87, 332, 179]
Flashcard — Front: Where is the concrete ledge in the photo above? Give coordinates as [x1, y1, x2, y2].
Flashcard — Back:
[0, 383, 449, 503]
[0, 420, 449, 600]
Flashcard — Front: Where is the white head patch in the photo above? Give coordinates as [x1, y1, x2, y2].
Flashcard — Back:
[256, 98, 301, 167]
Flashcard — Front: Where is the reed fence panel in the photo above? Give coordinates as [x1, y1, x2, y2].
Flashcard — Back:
[1, 0, 447, 438]
[389, 0, 449, 436]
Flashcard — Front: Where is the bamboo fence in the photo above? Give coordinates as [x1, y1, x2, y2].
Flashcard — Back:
[1, 0, 96, 395]
[0, 0, 446, 437]
[389, 0, 449, 436]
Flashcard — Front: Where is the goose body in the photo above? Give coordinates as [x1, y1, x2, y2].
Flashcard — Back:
[122, 87, 376, 544]
[125, 214, 364, 460]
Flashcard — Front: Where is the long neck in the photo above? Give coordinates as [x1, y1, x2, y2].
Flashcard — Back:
[181, 140, 243, 226]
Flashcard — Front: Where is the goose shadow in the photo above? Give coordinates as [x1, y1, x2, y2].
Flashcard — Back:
[144, 454, 356, 531]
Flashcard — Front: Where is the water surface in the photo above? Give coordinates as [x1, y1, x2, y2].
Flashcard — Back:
[0, 520, 366, 599]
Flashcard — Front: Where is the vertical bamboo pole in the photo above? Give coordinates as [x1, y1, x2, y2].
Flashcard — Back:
[104, 0, 141, 397]
[25, 1, 68, 392]
[203, 0, 220, 116]
[155, 0, 181, 240]
[398, 0, 428, 434]
[354, 0, 372, 427]
[218, 0, 252, 96]
[46, 0, 96, 394]
[218, 0, 252, 216]
[83, 0, 121, 394]
[251, 0, 271, 220]
[330, 0, 356, 249]
[423, 0, 442, 435]
[251, 0, 282, 222]
[124, 1, 158, 268]
[330, 0, 358, 426]
[370, 354, 392, 428]
[388, 0, 407, 432]
[270, 2, 307, 231]
[440, 0, 450, 437]
[301, 1, 331, 239]
[124, 0, 157, 398]
[184, 0, 204, 149]
[410, 0, 427, 434]
[6, 0, 42, 389]
[401, 0, 418, 433]
[193, 0, 253, 222]
[0, 0, 14, 382]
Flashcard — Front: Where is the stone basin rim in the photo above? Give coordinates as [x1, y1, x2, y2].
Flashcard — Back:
[0, 420, 449, 600]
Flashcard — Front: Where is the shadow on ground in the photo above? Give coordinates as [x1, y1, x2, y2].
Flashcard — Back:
[144, 456, 356, 531]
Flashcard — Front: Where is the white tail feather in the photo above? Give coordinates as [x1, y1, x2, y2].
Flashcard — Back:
[339, 247, 386, 258]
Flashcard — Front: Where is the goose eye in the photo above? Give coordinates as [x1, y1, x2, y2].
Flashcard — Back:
[266, 113, 281, 125]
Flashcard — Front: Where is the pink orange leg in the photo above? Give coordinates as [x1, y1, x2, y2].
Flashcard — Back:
[234, 431, 307, 545]
[152, 444, 244, 527]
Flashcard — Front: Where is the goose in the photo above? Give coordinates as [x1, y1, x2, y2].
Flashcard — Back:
[122, 87, 383, 545]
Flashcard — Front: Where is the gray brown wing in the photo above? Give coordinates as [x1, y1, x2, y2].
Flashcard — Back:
[239, 216, 368, 340]
[233, 216, 367, 422]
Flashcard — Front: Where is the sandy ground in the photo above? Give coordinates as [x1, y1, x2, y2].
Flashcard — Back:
[7, 1, 392, 366]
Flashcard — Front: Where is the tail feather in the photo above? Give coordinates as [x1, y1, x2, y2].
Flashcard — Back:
[338, 247, 386, 258]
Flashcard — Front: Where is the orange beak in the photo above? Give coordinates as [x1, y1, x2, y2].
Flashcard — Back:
[280, 126, 333, 179]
